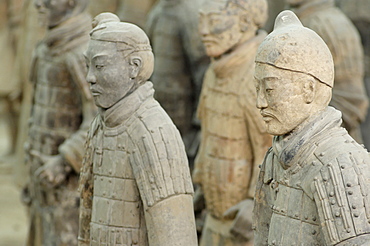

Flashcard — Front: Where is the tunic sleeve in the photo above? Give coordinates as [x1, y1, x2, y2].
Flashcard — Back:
[128, 106, 194, 209]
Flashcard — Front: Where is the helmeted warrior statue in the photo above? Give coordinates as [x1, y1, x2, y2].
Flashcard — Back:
[146, 0, 210, 164]
[287, 0, 368, 143]
[24, 0, 96, 245]
[193, 0, 272, 245]
[78, 13, 197, 246]
[253, 10, 370, 246]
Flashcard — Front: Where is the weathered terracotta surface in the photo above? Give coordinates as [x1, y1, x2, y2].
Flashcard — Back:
[79, 13, 197, 246]
[253, 10, 370, 246]
[146, 0, 210, 164]
[336, 0, 370, 149]
[288, 0, 368, 143]
[193, 0, 272, 245]
[24, 0, 96, 245]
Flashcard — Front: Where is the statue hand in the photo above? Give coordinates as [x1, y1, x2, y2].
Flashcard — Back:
[223, 199, 254, 241]
[33, 151, 71, 187]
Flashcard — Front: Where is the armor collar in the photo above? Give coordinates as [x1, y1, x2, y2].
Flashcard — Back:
[212, 30, 266, 79]
[272, 106, 344, 169]
[100, 81, 155, 128]
[292, 0, 334, 19]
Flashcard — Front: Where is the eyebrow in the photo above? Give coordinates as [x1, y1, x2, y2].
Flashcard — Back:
[92, 54, 108, 60]
[84, 54, 109, 61]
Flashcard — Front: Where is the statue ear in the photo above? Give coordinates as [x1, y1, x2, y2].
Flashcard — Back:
[129, 56, 143, 80]
[301, 77, 316, 104]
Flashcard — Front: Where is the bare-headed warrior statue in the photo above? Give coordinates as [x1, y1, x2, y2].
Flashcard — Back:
[24, 0, 96, 245]
[78, 13, 197, 246]
[253, 10, 370, 246]
[193, 0, 272, 245]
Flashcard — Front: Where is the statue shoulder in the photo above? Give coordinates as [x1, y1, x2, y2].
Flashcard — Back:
[127, 102, 194, 209]
[309, 137, 370, 245]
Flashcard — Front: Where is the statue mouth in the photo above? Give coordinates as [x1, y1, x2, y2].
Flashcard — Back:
[260, 111, 275, 121]
[90, 89, 102, 96]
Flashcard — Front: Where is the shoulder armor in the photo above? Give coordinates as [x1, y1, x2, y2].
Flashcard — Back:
[127, 104, 194, 209]
[311, 136, 370, 245]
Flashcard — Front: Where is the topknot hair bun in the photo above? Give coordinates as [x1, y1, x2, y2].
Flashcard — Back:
[92, 12, 120, 29]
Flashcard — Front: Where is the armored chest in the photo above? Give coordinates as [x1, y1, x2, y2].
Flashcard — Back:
[29, 46, 83, 157]
[90, 126, 147, 246]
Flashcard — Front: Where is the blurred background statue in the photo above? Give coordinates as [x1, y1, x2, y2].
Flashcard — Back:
[0, 0, 24, 159]
[336, 0, 370, 148]
[146, 0, 210, 168]
[11, 0, 46, 187]
[23, 0, 96, 245]
[117, 0, 157, 28]
[287, 0, 368, 143]
[193, 0, 272, 245]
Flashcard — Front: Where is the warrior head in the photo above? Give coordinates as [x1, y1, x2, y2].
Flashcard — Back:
[199, 0, 268, 58]
[254, 10, 334, 136]
[84, 12, 154, 109]
[34, 0, 89, 28]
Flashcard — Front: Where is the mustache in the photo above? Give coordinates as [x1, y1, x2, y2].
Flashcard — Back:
[202, 37, 217, 43]
[90, 87, 102, 94]
[260, 110, 276, 118]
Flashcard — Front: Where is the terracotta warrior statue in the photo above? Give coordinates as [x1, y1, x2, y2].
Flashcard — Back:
[24, 0, 96, 245]
[78, 13, 197, 246]
[146, 0, 210, 165]
[286, 0, 368, 143]
[193, 0, 272, 245]
[253, 10, 370, 246]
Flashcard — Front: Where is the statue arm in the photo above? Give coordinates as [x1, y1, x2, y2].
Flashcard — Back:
[128, 119, 197, 245]
[252, 149, 274, 246]
[77, 118, 99, 246]
[145, 194, 197, 246]
[312, 150, 370, 245]
[59, 53, 97, 173]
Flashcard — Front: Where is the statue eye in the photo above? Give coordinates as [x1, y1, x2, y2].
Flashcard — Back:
[95, 65, 104, 70]
[266, 88, 273, 94]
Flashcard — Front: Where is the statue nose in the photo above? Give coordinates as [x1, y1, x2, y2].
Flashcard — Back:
[256, 92, 268, 109]
[86, 69, 96, 84]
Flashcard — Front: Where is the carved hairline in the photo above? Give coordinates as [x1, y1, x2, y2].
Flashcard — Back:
[89, 38, 152, 53]
[255, 62, 333, 88]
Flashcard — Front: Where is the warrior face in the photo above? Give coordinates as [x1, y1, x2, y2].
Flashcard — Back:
[85, 40, 140, 109]
[254, 63, 315, 136]
[199, 1, 244, 58]
[34, 0, 74, 28]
